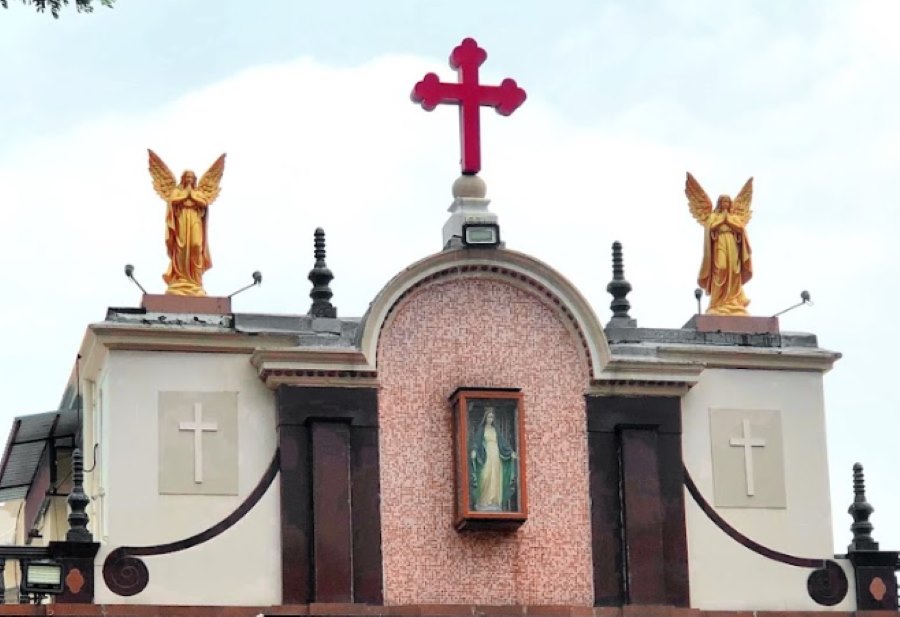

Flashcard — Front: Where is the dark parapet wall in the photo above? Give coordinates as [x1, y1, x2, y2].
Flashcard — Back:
[587, 395, 689, 607]
[276, 386, 382, 605]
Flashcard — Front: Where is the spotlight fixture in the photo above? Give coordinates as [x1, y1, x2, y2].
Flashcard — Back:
[461, 223, 500, 248]
[21, 559, 64, 596]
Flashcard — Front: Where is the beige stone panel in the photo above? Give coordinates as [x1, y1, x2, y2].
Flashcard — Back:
[158, 391, 238, 495]
[710, 408, 786, 508]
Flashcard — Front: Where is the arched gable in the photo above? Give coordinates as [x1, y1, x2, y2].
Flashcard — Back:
[358, 248, 611, 378]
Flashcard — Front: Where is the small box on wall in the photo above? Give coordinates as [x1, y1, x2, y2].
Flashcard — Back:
[449, 387, 527, 531]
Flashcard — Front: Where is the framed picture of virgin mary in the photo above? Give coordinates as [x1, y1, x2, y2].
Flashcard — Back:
[450, 388, 527, 531]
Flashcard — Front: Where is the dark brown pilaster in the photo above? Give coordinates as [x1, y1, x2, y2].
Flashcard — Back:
[312, 422, 353, 602]
[586, 395, 689, 607]
[350, 425, 384, 603]
[49, 540, 100, 603]
[588, 429, 623, 605]
[848, 551, 899, 610]
[277, 386, 382, 605]
[620, 429, 666, 603]
[278, 421, 312, 604]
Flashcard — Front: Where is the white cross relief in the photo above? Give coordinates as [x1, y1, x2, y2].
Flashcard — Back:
[179, 402, 218, 484]
[729, 418, 767, 496]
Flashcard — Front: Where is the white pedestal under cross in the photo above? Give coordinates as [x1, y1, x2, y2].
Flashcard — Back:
[179, 402, 218, 484]
[729, 418, 767, 496]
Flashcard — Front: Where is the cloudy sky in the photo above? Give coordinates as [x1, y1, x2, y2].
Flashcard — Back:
[1, 0, 897, 552]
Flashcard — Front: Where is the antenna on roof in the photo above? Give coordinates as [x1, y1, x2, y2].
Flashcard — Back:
[124, 264, 148, 295]
[229, 271, 263, 298]
[772, 290, 812, 318]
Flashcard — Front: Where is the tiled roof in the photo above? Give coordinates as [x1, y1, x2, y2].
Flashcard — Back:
[0, 409, 77, 502]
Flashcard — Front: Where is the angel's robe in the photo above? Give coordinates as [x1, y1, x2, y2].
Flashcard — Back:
[698, 211, 752, 315]
[163, 185, 212, 296]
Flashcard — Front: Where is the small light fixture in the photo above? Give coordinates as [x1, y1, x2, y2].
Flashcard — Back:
[22, 560, 64, 596]
[462, 223, 500, 248]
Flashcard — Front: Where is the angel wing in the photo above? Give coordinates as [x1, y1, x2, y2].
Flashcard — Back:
[148, 149, 177, 201]
[731, 177, 753, 225]
[685, 172, 713, 225]
[196, 153, 227, 205]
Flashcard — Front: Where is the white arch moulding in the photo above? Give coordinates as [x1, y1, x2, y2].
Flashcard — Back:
[357, 247, 612, 378]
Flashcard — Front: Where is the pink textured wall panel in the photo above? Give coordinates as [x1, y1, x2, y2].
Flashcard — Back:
[378, 277, 593, 605]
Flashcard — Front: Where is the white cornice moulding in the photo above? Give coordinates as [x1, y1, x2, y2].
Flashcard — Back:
[88, 323, 295, 354]
[656, 344, 841, 373]
[358, 247, 612, 377]
[250, 348, 376, 389]
[591, 355, 704, 396]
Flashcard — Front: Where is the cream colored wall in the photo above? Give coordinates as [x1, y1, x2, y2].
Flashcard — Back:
[682, 367, 853, 611]
[81, 377, 105, 543]
[93, 350, 281, 605]
[0, 502, 19, 596]
[34, 495, 69, 545]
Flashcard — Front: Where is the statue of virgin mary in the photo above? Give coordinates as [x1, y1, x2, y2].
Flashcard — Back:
[469, 406, 518, 511]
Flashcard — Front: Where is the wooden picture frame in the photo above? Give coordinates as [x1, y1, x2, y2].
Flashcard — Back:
[450, 387, 527, 531]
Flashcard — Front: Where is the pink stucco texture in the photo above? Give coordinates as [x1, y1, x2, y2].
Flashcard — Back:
[378, 276, 594, 605]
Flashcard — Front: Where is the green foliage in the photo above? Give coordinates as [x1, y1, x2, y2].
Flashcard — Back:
[0, 0, 114, 18]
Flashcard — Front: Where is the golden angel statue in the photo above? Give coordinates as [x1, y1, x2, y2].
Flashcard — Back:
[148, 150, 226, 296]
[685, 172, 754, 316]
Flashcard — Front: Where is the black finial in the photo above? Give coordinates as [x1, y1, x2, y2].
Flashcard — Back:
[66, 447, 92, 542]
[308, 228, 337, 318]
[606, 241, 636, 328]
[848, 462, 878, 551]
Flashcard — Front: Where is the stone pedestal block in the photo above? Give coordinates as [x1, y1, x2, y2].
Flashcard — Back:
[684, 314, 780, 334]
[142, 294, 232, 314]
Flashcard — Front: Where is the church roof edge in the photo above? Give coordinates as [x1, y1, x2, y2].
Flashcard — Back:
[605, 326, 820, 349]
[99, 308, 361, 348]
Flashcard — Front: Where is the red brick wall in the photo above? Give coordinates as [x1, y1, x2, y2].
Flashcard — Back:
[378, 277, 593, 605]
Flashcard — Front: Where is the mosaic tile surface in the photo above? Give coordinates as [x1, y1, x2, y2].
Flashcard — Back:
[378, 277, 593, 605]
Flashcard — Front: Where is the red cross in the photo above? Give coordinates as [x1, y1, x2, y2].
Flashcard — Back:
[412, 38, 527, 175]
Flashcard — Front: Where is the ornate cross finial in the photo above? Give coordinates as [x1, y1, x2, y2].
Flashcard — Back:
[66, 447, 93, 542]
[606, 241, 636, 327]
[848, 462, 878, 551]
[308, 228, 336, 318]
[412, 37, 526, 175]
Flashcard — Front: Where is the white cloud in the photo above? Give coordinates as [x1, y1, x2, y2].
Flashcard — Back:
[2, 1, 900, 554]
